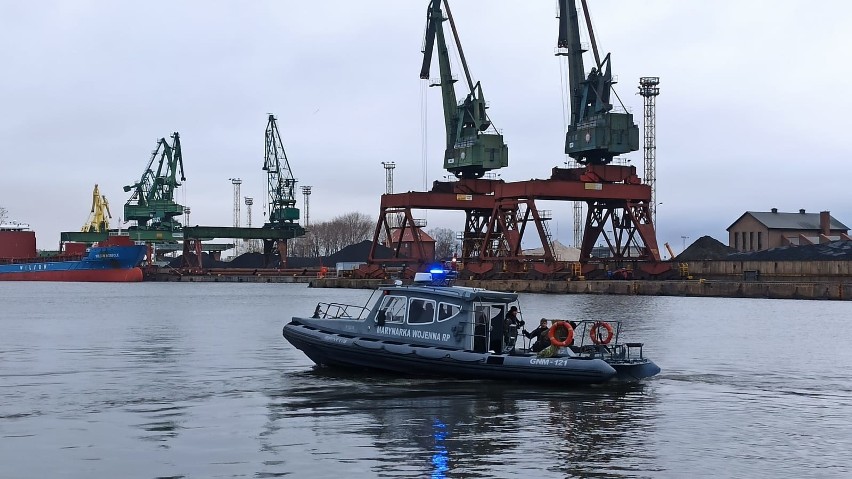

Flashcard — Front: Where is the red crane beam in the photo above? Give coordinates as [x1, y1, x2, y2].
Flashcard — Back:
[361, 166, 666, 280]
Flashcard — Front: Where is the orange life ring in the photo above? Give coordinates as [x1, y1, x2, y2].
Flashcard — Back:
[548, 321, 574, 348]
[590, 321, 614, 345]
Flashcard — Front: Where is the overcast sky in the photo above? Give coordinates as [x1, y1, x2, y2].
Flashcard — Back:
[2, 1, 850, 253]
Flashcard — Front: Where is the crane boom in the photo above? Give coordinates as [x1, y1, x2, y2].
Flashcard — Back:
[263, 114, 299, 226]
[420, 0, 507, 179]
[557, 0, 639, 165]
[122, 132, 186, 231]
[81, 184, 111, 233]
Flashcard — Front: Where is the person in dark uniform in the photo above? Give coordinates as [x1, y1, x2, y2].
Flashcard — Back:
[503, 306, 524, 352]
[524, 318, 551, 352]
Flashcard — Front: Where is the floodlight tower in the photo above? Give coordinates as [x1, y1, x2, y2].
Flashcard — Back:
[244, 197, 253, 228]
[382, 161, 398, 230]
[382, 161, 395, 194]
[245, 196, 254, 253]
[229, 177, 242, 256]
[229, 178, 242, 228]
[300, 186, 312, 228]
[639, 77, 660, 226]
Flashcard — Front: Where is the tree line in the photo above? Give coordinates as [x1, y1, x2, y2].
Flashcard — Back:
[289, 211, 457, 260]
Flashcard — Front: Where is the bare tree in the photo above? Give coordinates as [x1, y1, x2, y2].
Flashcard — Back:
[428, 226, 456, 260]
[290, 212, 375, 257]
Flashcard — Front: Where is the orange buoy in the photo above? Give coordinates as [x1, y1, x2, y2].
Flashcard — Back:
[547, 321, 574, 348]
[590, 321, 614, 345]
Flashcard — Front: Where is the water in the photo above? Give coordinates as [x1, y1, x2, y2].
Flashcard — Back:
[1, 282, 850, 478]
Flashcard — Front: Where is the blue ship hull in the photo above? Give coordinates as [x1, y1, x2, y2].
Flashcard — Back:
[0, 244, 147, 282]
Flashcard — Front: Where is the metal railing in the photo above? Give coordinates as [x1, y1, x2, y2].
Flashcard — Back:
[312, 302, 370, 320]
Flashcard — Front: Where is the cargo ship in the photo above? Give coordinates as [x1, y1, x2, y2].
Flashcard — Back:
[0, 222, 147, 282]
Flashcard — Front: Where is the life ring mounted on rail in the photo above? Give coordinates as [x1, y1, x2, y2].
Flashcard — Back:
[548, 321, 574, 348]
[590, 321, 614, 345]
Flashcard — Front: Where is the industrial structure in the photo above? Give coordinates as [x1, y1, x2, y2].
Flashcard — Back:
[639, 77, 660, 226]
[300, 186, 312, 228]
[180, 114, 304, 270]
[60, 136, 193, 249]
[81, 184, 111, 234]
[727, 209, 850, 251]
[419, 0, 508, 179]
[230, 178, 242, 256]
[123, 133, 187, 240]
[356, 0, 666, 280]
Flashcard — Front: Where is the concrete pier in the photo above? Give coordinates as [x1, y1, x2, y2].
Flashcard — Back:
[309, 278, 851, 301]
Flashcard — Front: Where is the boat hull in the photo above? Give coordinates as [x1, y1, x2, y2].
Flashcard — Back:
[283, 321, 632, 385]
[0, 267, 143, 282]
[0, 243, 147, 282]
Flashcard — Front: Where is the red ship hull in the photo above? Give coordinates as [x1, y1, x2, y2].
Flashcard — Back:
[0, 267, 143, 282]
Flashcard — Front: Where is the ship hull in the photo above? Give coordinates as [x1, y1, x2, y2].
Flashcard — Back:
[0, 267, 143, 282]
[0, 243, 147, 283]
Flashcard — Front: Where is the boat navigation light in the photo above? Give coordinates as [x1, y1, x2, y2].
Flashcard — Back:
[413, 272, 434, 283]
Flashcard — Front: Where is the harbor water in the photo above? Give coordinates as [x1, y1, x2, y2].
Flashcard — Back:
[1, 282, 850, 478]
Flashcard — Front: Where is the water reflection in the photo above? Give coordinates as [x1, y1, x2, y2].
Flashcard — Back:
[431, 419, 449, 479]
[119, 323, 190, 446]
[264, 368, 659, 477]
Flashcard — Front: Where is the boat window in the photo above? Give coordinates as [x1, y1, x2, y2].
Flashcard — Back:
[437, 302, 460, 322]
[380, 295, 406, 323]
[408, 298, 436, 324]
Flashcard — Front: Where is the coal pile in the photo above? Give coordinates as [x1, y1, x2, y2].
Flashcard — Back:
[228, 252, 267, 268]
[326, 240, 396, 264]
[676, 236, 736, 260]
[166, 252, 226, 268]
[728, 240, 852, 261]
[166, 240, 399, 269]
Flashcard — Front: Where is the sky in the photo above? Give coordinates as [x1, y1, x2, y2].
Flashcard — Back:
[2, 1, 851, 253]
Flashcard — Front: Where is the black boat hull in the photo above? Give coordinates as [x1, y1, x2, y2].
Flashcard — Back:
[283, 322, 657, 385]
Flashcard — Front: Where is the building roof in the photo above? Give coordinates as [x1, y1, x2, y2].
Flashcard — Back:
[389, 228, 436, 243]
[727, 210, 848, 232]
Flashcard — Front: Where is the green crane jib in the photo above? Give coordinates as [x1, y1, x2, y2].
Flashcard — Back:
[123, 132, 186, 232]
[263, 114, 300, 227]
[420, 0, 508, 179]
[557, 0, 639, 165]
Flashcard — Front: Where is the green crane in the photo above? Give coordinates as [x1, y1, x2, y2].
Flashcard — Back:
[123, 132, 186, 232]
[263, 114, 299, 227]
[420, 0, 507, 179]
[557, 0, 639, 165]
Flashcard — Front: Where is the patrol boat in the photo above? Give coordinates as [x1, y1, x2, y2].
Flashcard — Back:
[282, 271, 660, 385]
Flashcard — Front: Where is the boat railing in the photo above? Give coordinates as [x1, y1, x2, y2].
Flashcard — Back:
[0, 253, 85, 265]
[572, 320, 646, 362]
[313, 302, 370, 320]
[537, 319, 646, 362]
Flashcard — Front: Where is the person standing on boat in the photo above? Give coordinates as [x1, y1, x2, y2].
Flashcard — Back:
[503, 306, 523, 351]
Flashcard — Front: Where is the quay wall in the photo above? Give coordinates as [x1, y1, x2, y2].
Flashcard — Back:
[311, 278, 852, 301]
[682, 260, 852, 282]
[146, 271, 313, 283]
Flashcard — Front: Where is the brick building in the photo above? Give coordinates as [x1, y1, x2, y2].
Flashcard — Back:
[727, 209, 849, 252]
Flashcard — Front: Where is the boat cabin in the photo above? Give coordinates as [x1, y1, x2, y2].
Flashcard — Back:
[313, 272, 521, 354]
